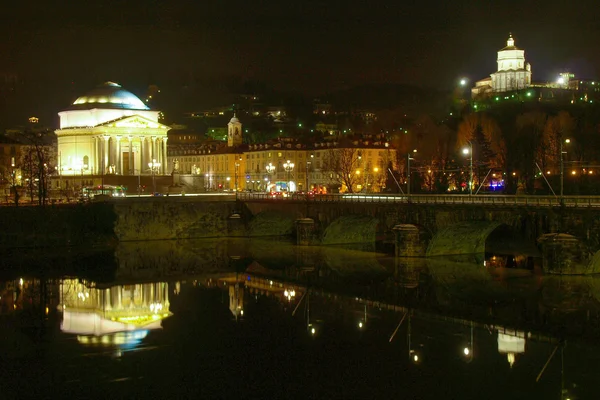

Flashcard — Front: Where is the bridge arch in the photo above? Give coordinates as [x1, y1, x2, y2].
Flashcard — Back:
[426, 221, 506, 257]
[321, 215, 379, 245]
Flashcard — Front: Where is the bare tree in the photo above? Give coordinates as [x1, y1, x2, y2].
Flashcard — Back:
[19, 132, 56, 206]
[480, 114, 506, 170]
[322, 147, 363, 193]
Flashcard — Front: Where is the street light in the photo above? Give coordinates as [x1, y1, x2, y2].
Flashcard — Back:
[266, 162, 275, 192]
[407, 149, 417, 195]
[306, 154, 313, 192]
[462, 142, 473, 195]
[560, 138, 571, 200]
[234, 156, 242, 194]
[283, 160, 294, 193]
[148, 159, 161, 194]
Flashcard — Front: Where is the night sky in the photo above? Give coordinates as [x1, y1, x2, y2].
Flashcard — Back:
[1, 0, 599, 125]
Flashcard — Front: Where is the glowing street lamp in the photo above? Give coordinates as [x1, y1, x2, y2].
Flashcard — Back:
[407, 149, 417, 195]
[460, 78, 468, 86]
[265, 162, 275, 192]
[560, 138, 571, 200]
[462, 142, 473, 195]
[148, 159, 161, 194]
[283, 160, 294, 192]
[306, 154, 314, 192]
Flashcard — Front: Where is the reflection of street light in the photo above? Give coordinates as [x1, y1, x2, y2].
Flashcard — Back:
[283, 160, 294, 192]
[148, 159, 161, 194]
[462, 322, 474, 362]
[560, 138, 571, 200]
[462, 141, 473, 195]
[10, 157, 17, 207]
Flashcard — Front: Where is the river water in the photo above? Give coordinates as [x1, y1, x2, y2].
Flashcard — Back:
[1, 238, 599, 399]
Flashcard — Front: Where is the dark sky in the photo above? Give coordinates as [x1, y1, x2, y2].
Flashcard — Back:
[1, 0, 599, 125]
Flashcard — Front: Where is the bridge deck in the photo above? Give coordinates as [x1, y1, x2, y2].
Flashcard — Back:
[237, 193, 600, 207]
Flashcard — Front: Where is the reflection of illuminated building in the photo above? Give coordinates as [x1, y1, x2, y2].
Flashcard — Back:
[229, 284, 244, 320]
[60, 279, 171, 337]
[0, 277, 59, 315]
[497, 329, 526, 367]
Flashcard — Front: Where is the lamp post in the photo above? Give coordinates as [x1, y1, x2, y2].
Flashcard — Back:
[560, 138, 571, 200]
[407, 149, 417, 196]
[266, 162, 275, 192]
[306, 154, 313, 192]
[373, 167, 379, 193]
[235, 159, 241, 194]
[462, 141, 473, 195]
[148, 159, 161, 194]
[283, 160, 294, 193]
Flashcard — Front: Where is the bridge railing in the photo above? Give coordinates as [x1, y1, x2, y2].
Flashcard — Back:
[236, 192, 600, 207]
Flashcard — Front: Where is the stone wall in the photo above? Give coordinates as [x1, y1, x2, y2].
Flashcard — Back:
[113, 198, 238, 241]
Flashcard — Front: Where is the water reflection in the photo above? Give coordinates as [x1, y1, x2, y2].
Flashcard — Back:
[1, 239, 599, 398]
[60, 279, 171, 336]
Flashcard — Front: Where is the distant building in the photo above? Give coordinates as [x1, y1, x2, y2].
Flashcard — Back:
[167, 114, 397, 193]
[471, 34, 600, 106]
[472, 34, 532, 98]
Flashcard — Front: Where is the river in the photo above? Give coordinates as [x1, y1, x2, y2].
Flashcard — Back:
[1, 238, 599, 399]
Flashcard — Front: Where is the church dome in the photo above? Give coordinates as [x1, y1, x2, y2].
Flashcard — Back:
[229, 113, 240, 124]
[69, 81, 149, 110]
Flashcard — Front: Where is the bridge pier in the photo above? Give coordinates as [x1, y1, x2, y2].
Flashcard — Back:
[228, 213, 245, 237]
[296, 218, 315, 246]
[393, 224, 428, 257]
[537, 233, 589, 274]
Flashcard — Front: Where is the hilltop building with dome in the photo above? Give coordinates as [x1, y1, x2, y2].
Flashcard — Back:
[472, 34, 532, 98]
[55, 81, 170, 177]
[470, 34, 600, 106]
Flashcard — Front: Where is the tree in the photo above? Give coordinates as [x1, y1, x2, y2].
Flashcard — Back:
[19, 131, 56, 206]
[515, 111, 547, 194]
[321, 147, 363, 193]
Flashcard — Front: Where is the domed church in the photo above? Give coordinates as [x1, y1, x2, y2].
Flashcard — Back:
[55, 82, 170, 176]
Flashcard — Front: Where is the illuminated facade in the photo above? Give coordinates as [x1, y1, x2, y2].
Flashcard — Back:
[55, 82, 170, 176]
[168, 114, 397, 193]
[472, 34, 532, 97]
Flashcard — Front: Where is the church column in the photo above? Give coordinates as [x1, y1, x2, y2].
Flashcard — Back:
[115, 135, 122, 174]
[104, 288, 112, 311]
[151, 136, 157, 165]
[162, 137, 168, 174]
[103, 135, 110, 174]
[139, 136, 145, 174]
[128, 135, 133, 175]
[164, 282, 170, 310]
[92, 136, 97, 175]
[95, 136, 100, 175]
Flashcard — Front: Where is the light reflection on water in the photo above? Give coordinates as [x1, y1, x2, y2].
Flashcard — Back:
[0, 238, 599, 399]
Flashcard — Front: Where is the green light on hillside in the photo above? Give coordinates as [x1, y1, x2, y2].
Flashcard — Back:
[495, 97, 499, 101]
[526, 92, 532, 97]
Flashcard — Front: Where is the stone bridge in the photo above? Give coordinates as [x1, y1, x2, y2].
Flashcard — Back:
[2, 193, 600, 274]
[236, 194, 600, 274]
